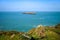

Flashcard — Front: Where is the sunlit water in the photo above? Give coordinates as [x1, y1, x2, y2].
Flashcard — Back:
[0, 12, 60, 32]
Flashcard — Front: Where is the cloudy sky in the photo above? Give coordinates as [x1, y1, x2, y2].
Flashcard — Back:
[0, 0, 60, 11]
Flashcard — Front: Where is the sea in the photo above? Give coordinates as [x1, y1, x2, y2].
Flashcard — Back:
[0, 12, 60, 32]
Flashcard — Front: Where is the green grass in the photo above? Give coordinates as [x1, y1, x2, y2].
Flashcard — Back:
[0, 24, 60, 40]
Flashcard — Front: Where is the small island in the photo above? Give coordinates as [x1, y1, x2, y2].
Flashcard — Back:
[23, 12, 36, 15]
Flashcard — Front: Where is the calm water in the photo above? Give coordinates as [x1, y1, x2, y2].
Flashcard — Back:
[0, 12, 60, 32]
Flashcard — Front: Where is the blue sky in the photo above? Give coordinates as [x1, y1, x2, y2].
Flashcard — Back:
[0, 0, 60, 11]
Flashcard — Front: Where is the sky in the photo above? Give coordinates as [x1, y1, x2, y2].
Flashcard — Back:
[0, 0, 60, 11]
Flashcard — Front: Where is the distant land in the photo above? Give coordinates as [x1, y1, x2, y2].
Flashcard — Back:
[23, 12, 36, 15]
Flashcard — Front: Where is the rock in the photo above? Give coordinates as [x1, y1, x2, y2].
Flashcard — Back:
[28, 25, 46, 38]
[35, 25, 46, 38]
[10, 34, 15, 39]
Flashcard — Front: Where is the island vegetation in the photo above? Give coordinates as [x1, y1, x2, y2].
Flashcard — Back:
[0, 24, 60, 40]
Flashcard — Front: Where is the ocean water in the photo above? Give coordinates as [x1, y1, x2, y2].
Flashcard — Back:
[0, 12, 60, 32]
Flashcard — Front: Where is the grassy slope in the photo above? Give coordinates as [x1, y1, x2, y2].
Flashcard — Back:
[0, 24, 60, 40]
[28, 26, 60, 40]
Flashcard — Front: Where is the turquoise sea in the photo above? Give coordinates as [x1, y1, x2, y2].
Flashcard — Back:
[0, 12, 60, 32]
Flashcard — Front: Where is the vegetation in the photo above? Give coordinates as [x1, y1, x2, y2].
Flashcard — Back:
[0, 24, 60, 40]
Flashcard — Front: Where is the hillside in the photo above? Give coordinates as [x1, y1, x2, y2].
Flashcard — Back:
[0, 24, 60, 40]
[28, 24, 60, 40]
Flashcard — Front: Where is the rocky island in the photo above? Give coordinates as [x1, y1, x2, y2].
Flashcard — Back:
[23, 12, 36, 15]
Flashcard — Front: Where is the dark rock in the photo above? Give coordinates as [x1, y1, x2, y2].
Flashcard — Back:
[30, 37, 35, 40]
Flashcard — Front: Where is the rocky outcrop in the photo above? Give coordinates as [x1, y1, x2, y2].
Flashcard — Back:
[28, 25, 46, 38]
